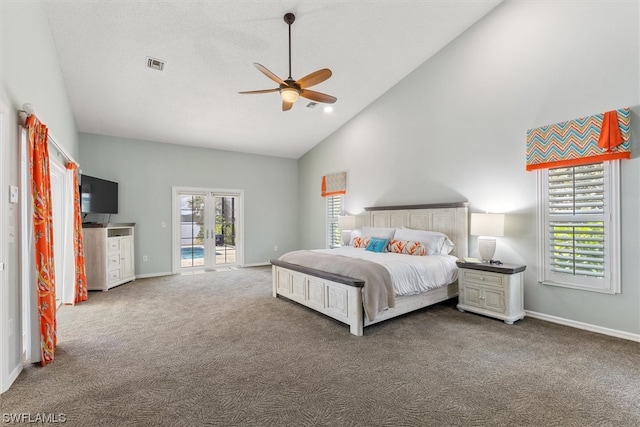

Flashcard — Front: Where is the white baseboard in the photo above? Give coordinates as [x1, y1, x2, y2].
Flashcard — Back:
[136, 272, 174, 279]
[525, 310, 640, 342]
[242, 262, 270, 268]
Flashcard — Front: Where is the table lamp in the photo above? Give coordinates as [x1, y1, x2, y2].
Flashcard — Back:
[470, 213, 505, 263]
[338, 215, 356, 246]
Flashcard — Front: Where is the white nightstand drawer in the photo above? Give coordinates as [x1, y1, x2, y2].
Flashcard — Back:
[461, 270, 503, 287]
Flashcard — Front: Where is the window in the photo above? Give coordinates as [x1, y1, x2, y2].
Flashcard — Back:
[326, 195, 343, 248]
[537, 161, 620, 293]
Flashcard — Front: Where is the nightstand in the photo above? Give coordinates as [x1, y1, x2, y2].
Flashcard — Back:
[456, 261, 526, 324]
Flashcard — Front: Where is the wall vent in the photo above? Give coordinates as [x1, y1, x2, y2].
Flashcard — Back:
[146, 57, 165, 71]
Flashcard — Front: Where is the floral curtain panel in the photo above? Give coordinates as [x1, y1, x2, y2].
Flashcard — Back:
[26, 115, 57, 366]
[66, 162, 88, 304]
[525, 108, 630, 171]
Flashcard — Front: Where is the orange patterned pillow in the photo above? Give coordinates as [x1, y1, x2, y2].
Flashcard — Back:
[389, 239, 427, 256]
[352, 236, 371, 248]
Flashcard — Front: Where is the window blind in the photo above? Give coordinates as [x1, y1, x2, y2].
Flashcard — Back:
[547, 164, 605, 278]
[326, 195, 342, 248]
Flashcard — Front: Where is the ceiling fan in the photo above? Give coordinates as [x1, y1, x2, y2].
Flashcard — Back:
[239, 12, 337, 111]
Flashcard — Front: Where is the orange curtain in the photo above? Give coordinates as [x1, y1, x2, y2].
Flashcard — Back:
[26, 115, 57, 366]
[66, 162, 88, 304]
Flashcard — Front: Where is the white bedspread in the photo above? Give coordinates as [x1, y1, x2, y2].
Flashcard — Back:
[312, 247, 458, 296]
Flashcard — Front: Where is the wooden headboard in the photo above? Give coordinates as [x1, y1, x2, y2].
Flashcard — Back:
[364, 202, 469, 258]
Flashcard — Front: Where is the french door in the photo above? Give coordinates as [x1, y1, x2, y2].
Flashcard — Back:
[173, 187, 243, 272]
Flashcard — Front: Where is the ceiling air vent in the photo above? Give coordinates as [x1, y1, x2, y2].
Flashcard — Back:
[146, 57, 165, 71]
[306, 102, 318, 109]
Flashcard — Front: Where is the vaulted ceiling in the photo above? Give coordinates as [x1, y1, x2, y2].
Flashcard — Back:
[43, 1, 502, 159]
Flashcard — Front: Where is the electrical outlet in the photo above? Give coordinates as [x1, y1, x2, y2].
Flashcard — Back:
[9, 185, 18, 203]
[274, 245, 278, 251]
[161, 222, 166, 228]
[142, 255, 148, 262]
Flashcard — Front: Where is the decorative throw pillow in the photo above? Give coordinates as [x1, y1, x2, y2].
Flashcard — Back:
[389, 239, 427, 256]
[393, 228, 454, 255]
[352, 236, 371, 248]
[365, 237, 389, 253]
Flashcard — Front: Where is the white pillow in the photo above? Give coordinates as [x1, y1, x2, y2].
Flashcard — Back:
[361, 226, 396, 240]
[348, 229, 362, 246]
[440, 237, 455, 255]
[393, 228, 454, 255]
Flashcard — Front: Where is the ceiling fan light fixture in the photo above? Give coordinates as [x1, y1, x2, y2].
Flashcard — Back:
[280, 87, 300, 103]
[239, 12, 336, 111]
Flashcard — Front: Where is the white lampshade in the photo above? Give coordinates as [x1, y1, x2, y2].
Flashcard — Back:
[338, 215, 356, 230]
[470, 213, 505, 263]
[470, 213, 505, 237]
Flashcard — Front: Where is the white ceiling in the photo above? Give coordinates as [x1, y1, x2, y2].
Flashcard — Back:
[43, 1, 502, 159]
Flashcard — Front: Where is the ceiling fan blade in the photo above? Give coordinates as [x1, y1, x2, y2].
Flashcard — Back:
[238, 88, 280, 95]
[282, 100, 294, 111]
[299, 89, 337, 104]
[254, 63, 286, 86]
[296, 68, 332, 89]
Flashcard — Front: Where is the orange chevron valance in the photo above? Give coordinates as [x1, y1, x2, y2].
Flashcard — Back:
[321, 172, 347, 197]
[525, 108, 631, 171]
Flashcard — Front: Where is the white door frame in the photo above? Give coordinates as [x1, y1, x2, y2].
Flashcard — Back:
[0, 101, 10, 392]
[171, 186, 244, 274]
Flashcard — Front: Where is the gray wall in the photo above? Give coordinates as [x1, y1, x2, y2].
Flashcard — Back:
[79, 133, 299, 275]
[0, 1, 79, 391]
[299, 1, 640, 334]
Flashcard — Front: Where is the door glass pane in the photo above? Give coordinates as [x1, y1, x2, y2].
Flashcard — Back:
[215, 196, 237, 265]
[180, 194, 205, 268]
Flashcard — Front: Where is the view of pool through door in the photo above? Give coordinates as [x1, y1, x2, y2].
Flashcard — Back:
[174, 188, 243, 272]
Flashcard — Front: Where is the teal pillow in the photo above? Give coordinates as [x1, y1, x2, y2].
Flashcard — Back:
[366, 237, 389, 253]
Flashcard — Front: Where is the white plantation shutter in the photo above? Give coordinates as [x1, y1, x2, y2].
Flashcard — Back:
[327, 195, 343, 248]
[539, 162, 620, 293]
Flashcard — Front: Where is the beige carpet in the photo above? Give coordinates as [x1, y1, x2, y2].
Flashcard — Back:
[2, 266, 639, 426]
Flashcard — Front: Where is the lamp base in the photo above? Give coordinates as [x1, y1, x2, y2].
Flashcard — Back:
[478, 237, 496, 263]
[341, 230, 352, 246]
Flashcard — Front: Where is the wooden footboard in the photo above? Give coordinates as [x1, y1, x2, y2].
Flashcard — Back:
[272, 260, 366, 336]
[271, 260, 458, 336]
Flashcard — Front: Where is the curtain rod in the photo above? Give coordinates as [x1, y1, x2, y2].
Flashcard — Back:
[18, 103, 77, 165]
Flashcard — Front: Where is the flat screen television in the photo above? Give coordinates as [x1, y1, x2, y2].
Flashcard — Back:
[80, 175, 118, 214]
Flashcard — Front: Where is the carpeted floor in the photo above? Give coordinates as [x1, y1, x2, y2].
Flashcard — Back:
[2, 266, 639, 426]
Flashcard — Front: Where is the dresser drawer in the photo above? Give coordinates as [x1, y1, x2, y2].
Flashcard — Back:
[107, 238, 120, 253]
[108, 254, 121, 269]
[107, 268, 121, 283]
[461, 269, 504, 287]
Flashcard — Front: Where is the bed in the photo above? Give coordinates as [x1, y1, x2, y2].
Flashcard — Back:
[271, 202, 469, 336]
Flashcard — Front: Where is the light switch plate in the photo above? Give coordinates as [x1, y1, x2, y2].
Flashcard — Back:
[9, 185, 18, 203]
